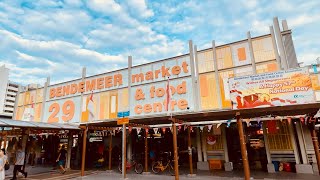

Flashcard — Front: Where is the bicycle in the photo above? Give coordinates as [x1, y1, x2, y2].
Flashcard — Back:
[118, 155, 144, 174]
[151, 152, 174, 175]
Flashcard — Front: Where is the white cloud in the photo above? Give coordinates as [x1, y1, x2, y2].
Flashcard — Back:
[64, 0, 83, 7]
[125, 0, 154, 18]
[288, 14, 320, 28]
[242, 0, 258, 9]
[0, 30, 126, 64]
[250, 19, 270, 35]
[86, 0, 138, 26]
[297, 52, 320, 65]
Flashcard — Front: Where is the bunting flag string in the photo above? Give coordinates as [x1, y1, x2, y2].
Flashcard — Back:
[185, 125, 189, 131]
[226, 120, 231, 128]
[287, 117, 292, 124]
[189, 126, 193, 132]
[207, 125, 212, 132]
[199, 126, 204, 131]
[217, 123, 222, 129]
[257, 117, 261, 124]
[136, 128, 141, 134]
[244, 119, 251, 127]
[154, 128, 159, 133]
[145, 128, 149, 134]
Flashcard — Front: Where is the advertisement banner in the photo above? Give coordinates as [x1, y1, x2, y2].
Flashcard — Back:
[229, 68, 315, 109]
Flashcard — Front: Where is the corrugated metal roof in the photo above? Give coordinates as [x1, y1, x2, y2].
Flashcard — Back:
[0, 118, 79, 130]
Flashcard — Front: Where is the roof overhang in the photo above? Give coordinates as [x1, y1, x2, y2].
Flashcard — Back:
[81, 103, 320, 127]
[0, 118, 79, 130]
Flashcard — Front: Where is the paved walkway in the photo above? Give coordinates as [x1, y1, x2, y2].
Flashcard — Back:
[4, 167, 320, 180]
[5, 165, 54, 178]
[72, 171, 320, 180]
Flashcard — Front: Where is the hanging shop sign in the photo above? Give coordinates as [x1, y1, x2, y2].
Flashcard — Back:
[117, 117, 129, 125]
[229, 68, 315, 109]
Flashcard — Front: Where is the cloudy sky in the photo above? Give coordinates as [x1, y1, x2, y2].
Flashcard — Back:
[0, 0, 319, 85]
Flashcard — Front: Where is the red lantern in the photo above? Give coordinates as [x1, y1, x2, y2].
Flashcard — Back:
[300, 117, 305, 124]
[162, 128, 166, 134]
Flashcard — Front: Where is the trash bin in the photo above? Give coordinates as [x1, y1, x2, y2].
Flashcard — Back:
[209, 160, 222, 170]
[272, 161, 279, 171]
[283, 162, 291, 172]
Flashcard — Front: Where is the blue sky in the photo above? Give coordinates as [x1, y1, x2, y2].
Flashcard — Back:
[0, 0, 319, 85]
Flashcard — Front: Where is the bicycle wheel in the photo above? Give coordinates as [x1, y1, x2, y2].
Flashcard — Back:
[151, 161, 161, 174]
[168, 162, 175, 176]
[118, 163, 122, 173]
[134, 163, 143, 174]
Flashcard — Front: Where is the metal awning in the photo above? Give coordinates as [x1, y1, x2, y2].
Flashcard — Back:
[0, 118, 79, 130]
[81, 102, 320, 127]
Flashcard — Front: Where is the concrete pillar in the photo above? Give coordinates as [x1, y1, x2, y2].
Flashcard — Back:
[66, 132, 73, 169]
[288, 120, 301, 165]
[296, 121, 308, 164]
[194, 45, 202, 111]
[269, 26, 281, 70]
[262, 122, 275, 173]
[189, 40, 199, 112]
[273, 17, 288, 70]
[196, 127, 202, 162]
[247, 31, 257, 74]
[197, 127, 209, 170]
[222, 124, 233, 171]
[212, 41, 222, 109]
[201, 128, 208, 162]
[127, 133, 132, 162]
[40, 77, 50, 123]
[295, 121, 314, 174]
[282, 20, 289, 31]
[79, 67, 86, 123]
[196, 127, 209, 170]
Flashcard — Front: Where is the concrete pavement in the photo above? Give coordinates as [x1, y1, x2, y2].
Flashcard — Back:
[72, 171, 320, 180]
[4, 167, 320, 180]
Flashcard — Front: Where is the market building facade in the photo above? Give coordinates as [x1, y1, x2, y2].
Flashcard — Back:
[6, 17, 320, 179]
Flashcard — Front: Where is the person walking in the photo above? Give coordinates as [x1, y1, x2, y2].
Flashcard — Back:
[0, 148, 8, 180]
[11, 144, 27, 180]
[56, 145, 67, 174]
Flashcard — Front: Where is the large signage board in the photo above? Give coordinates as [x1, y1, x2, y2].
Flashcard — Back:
[229, 68, 315, 109]
[16, 55, 194, 123]
[130, 55, 194, 117]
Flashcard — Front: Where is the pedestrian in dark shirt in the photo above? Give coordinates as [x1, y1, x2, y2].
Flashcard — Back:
[56, 145, 67, 174]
